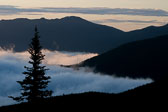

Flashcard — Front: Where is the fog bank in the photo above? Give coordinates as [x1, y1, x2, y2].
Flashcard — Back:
[0, 49, 152, 106]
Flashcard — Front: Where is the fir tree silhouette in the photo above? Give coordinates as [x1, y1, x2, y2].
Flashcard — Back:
[9, 26, 52, 102]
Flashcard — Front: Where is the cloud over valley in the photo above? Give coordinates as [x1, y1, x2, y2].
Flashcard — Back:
[0, 49, 152, 106]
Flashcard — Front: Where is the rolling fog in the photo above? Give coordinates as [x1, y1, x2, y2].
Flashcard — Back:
[0, 48, 152, 106]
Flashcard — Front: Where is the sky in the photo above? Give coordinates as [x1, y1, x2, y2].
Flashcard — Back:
[0, 0, 168, 31]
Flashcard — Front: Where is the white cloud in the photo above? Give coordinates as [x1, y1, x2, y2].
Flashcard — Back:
[43, 50, 98, 66]
[0, 48, 98, 66]
[0, 49, 152, 106]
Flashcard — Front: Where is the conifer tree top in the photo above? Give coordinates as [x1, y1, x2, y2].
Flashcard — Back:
[9, 26, 52, 102]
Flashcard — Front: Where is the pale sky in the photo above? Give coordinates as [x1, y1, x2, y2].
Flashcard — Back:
[0, 0, 168, 31]
[0, 0, 168, 10]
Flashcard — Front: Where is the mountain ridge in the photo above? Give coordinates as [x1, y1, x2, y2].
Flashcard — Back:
[0, 16, 124, 53]
[79, 34, 168, 80]
[0, 16, 168, 53]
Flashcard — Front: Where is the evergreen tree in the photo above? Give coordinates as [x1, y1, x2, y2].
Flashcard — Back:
[9, 26, 52, 102]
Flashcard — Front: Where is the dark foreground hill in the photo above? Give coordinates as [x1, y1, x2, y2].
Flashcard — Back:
[0, 78, 167, 111]
[1, 17, 168, 53]
[80, 35, 168, 80]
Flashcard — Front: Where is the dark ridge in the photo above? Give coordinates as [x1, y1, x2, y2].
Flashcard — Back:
[80, 35, 168, 81]
[0, 16, 124, 53]
[1, 16, 168, 53]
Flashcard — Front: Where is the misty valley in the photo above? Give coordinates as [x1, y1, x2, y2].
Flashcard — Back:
[0, 15, 168, 110]
[0, 49, 152, 106]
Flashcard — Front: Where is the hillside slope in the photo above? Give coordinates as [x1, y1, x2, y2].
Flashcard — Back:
[81, 35, 168, 80]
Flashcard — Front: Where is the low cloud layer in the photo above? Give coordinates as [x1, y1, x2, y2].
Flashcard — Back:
[93, 19, 164, 24]
[44, 50, 98, 65]
[1, 5, 168, 17]
[0, 5, 20, 15]
[0, 49, 152, 106]
[0, 49, 98, 66]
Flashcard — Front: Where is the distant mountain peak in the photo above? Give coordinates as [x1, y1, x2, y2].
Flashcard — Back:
[59, 16, 90, 23]
[61, 16, 84, 20]
[39, 17, 47, 20]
